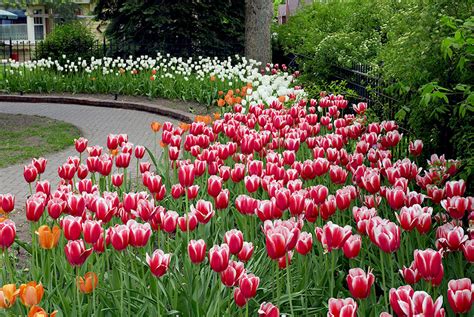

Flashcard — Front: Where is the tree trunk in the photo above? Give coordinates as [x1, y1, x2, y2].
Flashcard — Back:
[245, 0, 273, 65]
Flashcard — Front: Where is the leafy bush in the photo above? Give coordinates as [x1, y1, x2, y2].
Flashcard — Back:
[275, 0, 474, 191]
[274, 0, 395, 79]
[36, 22, 97, 61]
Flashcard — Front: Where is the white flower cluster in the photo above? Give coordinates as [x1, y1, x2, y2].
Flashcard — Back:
[4, 53, 306, 106]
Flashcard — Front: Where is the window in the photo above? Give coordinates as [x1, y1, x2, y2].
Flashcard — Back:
[32, 8, 44, 41]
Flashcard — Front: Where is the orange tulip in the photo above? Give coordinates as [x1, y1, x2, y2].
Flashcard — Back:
[36, 225, 61, 250]
[110, 149, 119, 157]
[0, 284, 18, 309]
[150, 121, 162, 133]
[227, 90, 234, 96]
[218, 90, 224, 96]
[246, 82, 252, 88]
[0, 216, 6, 223]
[278, 95, 286, 103]
[159, 141, 166, 148]
[178, 122, 190, 132]
[217, 99, 226, 107]
[210, 75, 216, 82]
[213, 112, 221, 120]
[28, 305, 57, 317]
[234, 96, 242, 104]
[19, 282, 44, 307]
[76, 272, 98, 294]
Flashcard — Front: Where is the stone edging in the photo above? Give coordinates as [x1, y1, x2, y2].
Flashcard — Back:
[0, 94, 193, 123]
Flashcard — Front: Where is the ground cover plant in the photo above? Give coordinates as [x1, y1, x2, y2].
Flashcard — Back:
[0, 113, 80, 168]
[0, 62, 472, 317]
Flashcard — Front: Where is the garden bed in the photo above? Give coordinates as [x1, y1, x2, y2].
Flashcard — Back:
[0, 58, 471, 317]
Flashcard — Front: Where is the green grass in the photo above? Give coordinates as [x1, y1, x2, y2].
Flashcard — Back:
[0, 113, 81, 168]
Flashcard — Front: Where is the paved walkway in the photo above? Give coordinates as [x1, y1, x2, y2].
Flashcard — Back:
[0, 102, 176, 234]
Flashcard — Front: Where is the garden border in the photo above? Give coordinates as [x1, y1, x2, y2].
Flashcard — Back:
[0, 94, 193, 123]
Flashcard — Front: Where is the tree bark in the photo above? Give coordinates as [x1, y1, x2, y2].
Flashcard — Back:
[245, 0, 273, 65]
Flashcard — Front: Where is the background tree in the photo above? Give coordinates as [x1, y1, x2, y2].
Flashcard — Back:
[94, 0, 245, 58]
[245, 0, 273, 64]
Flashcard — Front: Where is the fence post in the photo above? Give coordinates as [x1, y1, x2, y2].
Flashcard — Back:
[9, 38, 12, 59]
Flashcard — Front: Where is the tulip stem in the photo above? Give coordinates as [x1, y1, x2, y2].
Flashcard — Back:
[156, 278, 161, 316]
[379, 250, 388, 309]
[286, 255, 294, 316]
[276, 261, 281, 306]
[330, 251, 336, 298]
[76, 266, 82, 317]
[389, 253, 395, 288]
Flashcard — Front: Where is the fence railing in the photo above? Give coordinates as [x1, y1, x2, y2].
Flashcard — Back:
[331, 62, 400, 110]
[0, 38, 241, 62]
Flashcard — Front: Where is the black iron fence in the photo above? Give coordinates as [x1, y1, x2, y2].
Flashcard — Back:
[331, 62, 400, 109]
[0, 38, 241, 62]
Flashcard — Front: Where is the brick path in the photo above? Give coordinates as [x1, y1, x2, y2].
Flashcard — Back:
[0, 102, 177, 236]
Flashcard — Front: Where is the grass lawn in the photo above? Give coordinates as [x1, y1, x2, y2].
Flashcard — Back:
[0, 113, 81, 168]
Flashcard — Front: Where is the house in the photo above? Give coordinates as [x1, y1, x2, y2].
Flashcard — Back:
[0, 1, 97, 61]
[277, 0, 314, 24]
[0, 1, 97, 42]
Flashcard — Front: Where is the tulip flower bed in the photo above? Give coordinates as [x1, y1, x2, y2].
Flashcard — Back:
[0, 55, 297, 107]
[0, 72, 473, 316]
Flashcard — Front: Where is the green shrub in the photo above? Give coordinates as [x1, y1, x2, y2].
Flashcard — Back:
[275, 0, 474, 191]
[274, 0, 396, 79]
[36, 22, 97, 61]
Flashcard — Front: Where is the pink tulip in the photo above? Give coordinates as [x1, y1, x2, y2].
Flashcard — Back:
[64, 239, 92, 266]
[316, 222, 352, 253]
[0, 220, 16, 249]
[1, 194, 15, 213]
[411, 291, 445, 317]
[233, 287, 248, 307]
[109, 224, 130, 251]
[127, 220, 151, 247]
[343, 234, 361, 259]
[191, 200, 215, 224]
[220, 260, 245, 287]
[146, 249, 171, 277]
[346, 268, 375, 299]
[82, 220, 102, 245]
[239, 273, 259, 299]
[188, 239, 206, 264]
[208, 244, 230, 272]
[25, 196, 45, 222]
[327, 297, 357, 317]
[23, 164, 38, 183]
[447, 278, 474, 314]
[224, 229, 244, 255]
[399, 261, 421, 285]
[258, 302, 279, 317]
[61, 215, 82, 240]
[368, 217, 401, 253]
[414, 248, 444, 285]
[74, 137, 88, 153]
